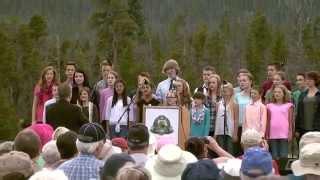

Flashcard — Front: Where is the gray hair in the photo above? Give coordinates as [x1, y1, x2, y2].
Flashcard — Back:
[76, 139, 103, 154]
[42, 141, 60, 166]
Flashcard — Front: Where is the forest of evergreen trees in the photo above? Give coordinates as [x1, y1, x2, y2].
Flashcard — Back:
[1, 0, 320, 140]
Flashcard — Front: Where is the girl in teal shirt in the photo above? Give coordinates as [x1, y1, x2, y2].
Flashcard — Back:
[190, 92, 210, 137]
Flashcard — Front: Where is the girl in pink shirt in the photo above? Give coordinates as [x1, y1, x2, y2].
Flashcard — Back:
[100, 71, 118, 121]
[266, 85, 293, 159]
[32, 66, 58, 124]
[244, 88, 267, 137]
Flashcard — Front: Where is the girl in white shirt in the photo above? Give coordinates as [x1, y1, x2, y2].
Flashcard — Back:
[105, 79, 133, 138]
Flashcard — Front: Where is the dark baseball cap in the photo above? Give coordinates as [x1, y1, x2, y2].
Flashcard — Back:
[78, 123, 106, 143]
[182, 159, 220, 180]
[127, 124, 149, 148]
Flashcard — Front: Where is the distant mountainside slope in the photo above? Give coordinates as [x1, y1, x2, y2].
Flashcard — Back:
[0, 0, 319, 39]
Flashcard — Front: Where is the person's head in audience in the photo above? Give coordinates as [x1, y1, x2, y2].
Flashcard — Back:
[58, 83, 72, 102]
[0, 141, 13, 155]
[41, 140, 60, 168]
[112, 137, 128, 152]
[97, 140, 122, 161]
[76, 123, 106, 157]
[52, 127, 69, 140]
[100, 153, 135, 180]
[145, 144, 197, 180]
[14, 129, 41, 160]
[127, 124, 149, 154]
[56, 131, 78, 160]
[291, 132, 320, 179]
[185, 137, 208, 159]
[241, 129, 265, 151]
[182, 159, 220, 180]
[29, 169, 68, 180]
[240, 147, 273, 179]
[0, 151, 35, 179]
[116, 166, 151, 180]
[28, 123, 54, 148]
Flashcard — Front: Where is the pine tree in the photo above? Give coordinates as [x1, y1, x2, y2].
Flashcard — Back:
[271, 30, 288, 64]
[246, 12, 271, 83]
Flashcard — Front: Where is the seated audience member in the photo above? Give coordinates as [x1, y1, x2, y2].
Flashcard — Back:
[240, 147, 273, 179]
[52, 127, 69, 140]
[46, 83, 87, 132]
[182, 159, 221, 180]
[0, 141, 13, 155]
[184, 137, 208, 159]
[112, 137, 128, 152]
[240, 129, 280, 175]
[127, 124, 150, 166]
[100, 153, 135, 180]
[145, 144, 197, 180]
[54, 131, 78, 168]
[58, 123, 105, 180]
[0, 151, 35, 179]
[29, 169, 68, 180]
[97, 140, 122, 161]
[288, 132, 320, 180]
[28, 123, 54, 148]
[14, 129, 43, 170]
[116, 166, 151, 180]
[41, 141, 60, 169]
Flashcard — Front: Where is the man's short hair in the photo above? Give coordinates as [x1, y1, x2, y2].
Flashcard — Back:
[56, 131, 78, 159]
[100, 60, 112, 67]
[296, 73, 305, 79]
[203, 66, 216, 73]
[14, 130, 41, 159]
[127, 124, 149, 151]
[65, 61, 77, 68]
[58, 83, 71, 100]
[267, 63, 282, 71]
[138, 72, 151, 79]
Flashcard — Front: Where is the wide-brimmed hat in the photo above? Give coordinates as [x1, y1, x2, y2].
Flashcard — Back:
[291, 143, 320, 176]
[145, 144, 197, 180]
[299, 132, 320, 150]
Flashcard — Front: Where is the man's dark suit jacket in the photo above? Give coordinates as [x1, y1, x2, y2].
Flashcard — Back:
[46, 99, 88, 133]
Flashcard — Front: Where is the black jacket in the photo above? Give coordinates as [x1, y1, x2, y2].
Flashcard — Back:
[46, 99, 88, 132]
[295, 90, 320, 132]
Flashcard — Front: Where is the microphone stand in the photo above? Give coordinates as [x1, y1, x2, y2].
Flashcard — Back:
[115, 92, 137, 138]
[222, 80, 228, 152]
